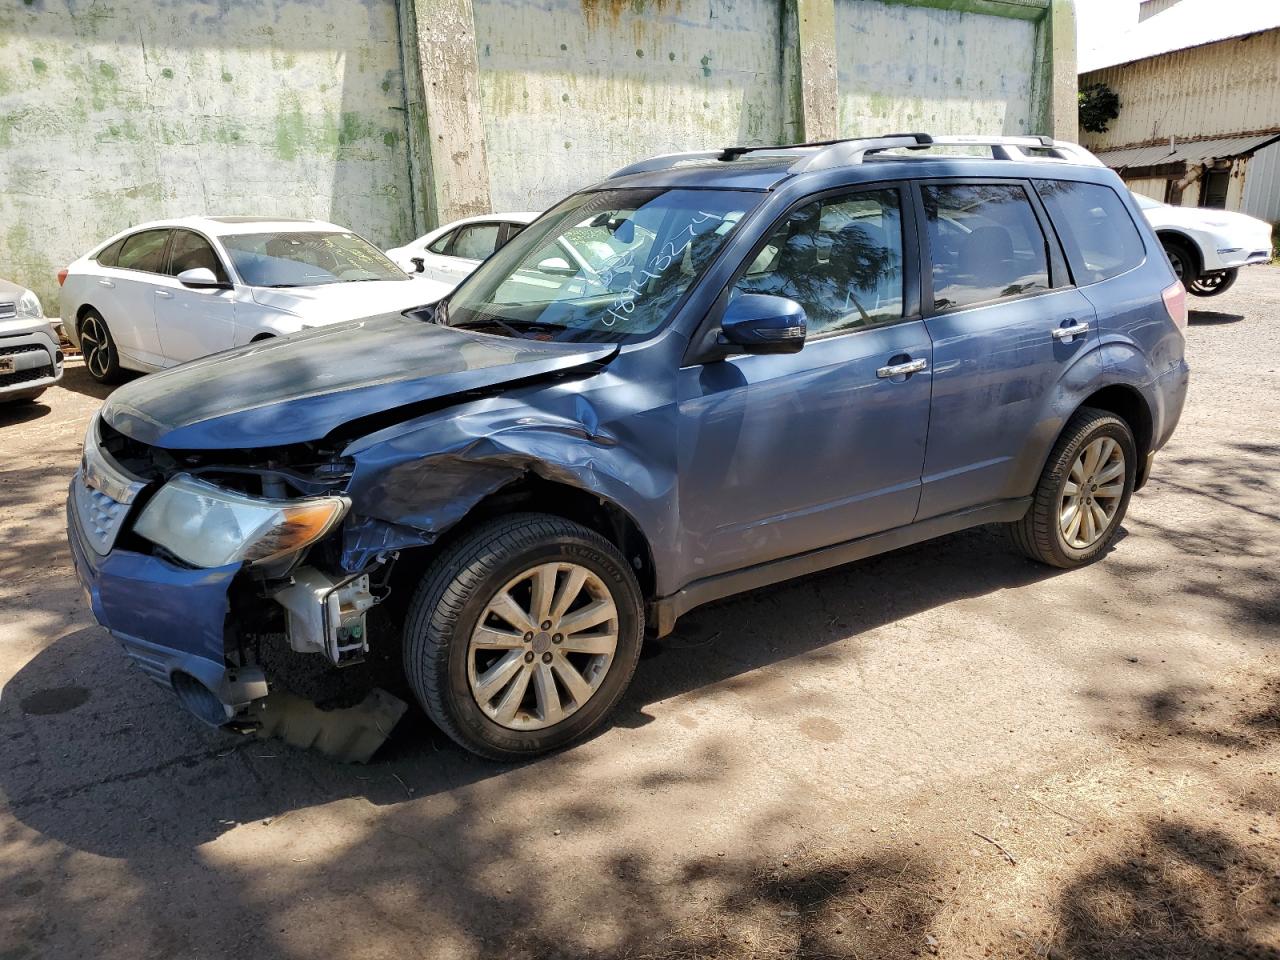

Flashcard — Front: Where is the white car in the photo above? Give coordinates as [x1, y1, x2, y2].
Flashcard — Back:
[0, 278, 63, 403]
[1132, 194, 1274, 297]
[386, 212, 540, 284]
[59, 217, 453, 383]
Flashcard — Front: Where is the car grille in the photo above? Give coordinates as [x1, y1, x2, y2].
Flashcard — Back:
[0, 344, 47, 357]
[0, 365, 53, 388]
[72, 471, 135, 555]
[0, 302, 14, 321]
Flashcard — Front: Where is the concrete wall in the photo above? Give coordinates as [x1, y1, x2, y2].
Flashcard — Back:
[2, 0, 1076, 312]
[834, 0, 1037, 137]
[1, 0, 413, 312]
[472, 0, 787, 212]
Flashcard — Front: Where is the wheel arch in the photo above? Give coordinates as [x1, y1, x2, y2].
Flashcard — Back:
[1156, 230, 1203, 278]
[1072, 384, 1155, 488]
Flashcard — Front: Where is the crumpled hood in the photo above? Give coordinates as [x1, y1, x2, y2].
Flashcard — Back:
[101, 313, 616, 449]
[249, 277, 452, 319]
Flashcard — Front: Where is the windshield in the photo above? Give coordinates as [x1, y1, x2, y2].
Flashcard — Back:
[442, 187, 759, 343]
[221, 231, 408, 287]
[1131, 193, 1163, 211]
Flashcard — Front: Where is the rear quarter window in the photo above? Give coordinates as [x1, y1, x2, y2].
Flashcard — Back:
[1035, 180, 1146, 285]
[96, 238, 125, 267]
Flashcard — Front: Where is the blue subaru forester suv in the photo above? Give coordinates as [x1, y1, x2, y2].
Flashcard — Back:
[68, 134, 1190, 760]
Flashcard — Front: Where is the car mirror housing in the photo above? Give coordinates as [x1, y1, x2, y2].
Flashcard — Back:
[718, 294, 807, 355]
[176, 267, 230, 290]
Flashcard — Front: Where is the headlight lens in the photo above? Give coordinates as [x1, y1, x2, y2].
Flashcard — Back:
[134, 474, 348, 568]
[16, 289, 42, 320]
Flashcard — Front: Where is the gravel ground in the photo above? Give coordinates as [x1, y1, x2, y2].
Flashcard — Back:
[2, 269, 1277, 960]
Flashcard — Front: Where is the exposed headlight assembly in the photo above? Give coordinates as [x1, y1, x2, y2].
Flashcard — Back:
[134, 474, 348, 569]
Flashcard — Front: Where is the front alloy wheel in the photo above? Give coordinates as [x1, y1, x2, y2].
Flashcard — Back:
[467, 562, 619, 730]
[404, 513, 643, 760]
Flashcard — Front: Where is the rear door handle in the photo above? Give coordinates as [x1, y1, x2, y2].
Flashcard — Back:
[1052, 320, 1089, 341]
[877, 358, 928, 379]
[97, 279, 114, 288]
[154, 290, 173, 299]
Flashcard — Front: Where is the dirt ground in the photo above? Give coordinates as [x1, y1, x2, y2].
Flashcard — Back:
[2, 269, 1278, 960]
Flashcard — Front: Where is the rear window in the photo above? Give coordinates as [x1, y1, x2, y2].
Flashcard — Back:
[1036, 180, 1146, 284]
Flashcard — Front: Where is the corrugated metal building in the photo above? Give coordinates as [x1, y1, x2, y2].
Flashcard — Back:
[1078, 0, 1280, 221]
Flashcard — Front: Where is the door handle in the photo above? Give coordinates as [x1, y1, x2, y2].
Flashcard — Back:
[877, 357, 928, 379]
[97, 279, 114, 288]
[1051, 320, 1089, 341]
[154, 290, 173, 299]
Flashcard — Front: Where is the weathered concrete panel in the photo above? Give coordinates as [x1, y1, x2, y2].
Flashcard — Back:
[834, 0, 1037, 137]
[0, 0, 412, 310]
[472, 0, 786, 211]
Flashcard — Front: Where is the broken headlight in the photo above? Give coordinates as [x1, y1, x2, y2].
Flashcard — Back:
[134, 474, 348, 568]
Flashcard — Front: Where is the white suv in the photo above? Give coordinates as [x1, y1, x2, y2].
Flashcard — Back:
[59, 217, 453, 383]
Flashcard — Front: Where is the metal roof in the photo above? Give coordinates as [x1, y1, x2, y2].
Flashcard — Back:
[1094, 133, 1280, 170]
[1080, 0, 1280, 73]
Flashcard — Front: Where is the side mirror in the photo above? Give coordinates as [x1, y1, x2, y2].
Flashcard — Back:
[537, 256, 575, 276]
[176, 267, 229, 290]
[410, 257, 425, 274]
[718, 294, 806, 354]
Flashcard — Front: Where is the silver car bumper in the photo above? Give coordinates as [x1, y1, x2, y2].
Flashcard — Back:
[0, 326, 62, 398]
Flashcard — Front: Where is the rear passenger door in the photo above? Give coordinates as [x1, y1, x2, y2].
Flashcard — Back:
[914, 180, 1101, 520]
[97, 229, 171, 369]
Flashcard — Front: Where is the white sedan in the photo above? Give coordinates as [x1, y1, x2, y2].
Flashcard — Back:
[1132, 193, 1274, 297]
[386, 212, 539, 284]
[59, 217, 453, 383]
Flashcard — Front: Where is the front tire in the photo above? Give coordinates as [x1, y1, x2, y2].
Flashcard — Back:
[403, 513, 644, 760]
[78, 309, 122, 384]
[1007, 408, 1136, 569]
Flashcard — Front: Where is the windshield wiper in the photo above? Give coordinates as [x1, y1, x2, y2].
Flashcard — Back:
[452, 316, 564, 339]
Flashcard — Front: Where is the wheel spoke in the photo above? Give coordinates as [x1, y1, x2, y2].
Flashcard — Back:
[1090, 501, 1110, 531]
[558, 631, 617, 656]
[491, 663, 534, 724]
[549, 566, 587, 622]
[551, 652, 594, 706]
[1081, 441, 1101, 476]
[533, 662, 564, 725]
[472, 626, 526, 649]
[1069, 458, 1086, 485]
[1081, 504, 1096, 544]
[1065, 505, 1084, 543]
[1060, 501, 1079, 530]
[1062, 480, 1080, 496]
[474, 649, 525, 701]
[1096, 460, 1125, 484]
[529, 564, 557, 625]
[558, 598, 614, 636]
[489, 588, 536, 634]
[1095, 483, 1124, 500]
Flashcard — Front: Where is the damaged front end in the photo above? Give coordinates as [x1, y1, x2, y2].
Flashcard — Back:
[68, 413, 412, 761]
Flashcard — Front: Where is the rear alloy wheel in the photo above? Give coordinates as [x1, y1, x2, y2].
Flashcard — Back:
[1187, 269, 1237, 297]
[1006, 407, 1136, 569]
[404, 513, 644, 760]
[78, 309, 122, 383]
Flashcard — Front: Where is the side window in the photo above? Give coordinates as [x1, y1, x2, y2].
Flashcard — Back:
[732, 188, 905, 337]
[167, 230, 230, 283]
[116, 230, 171, 274]
[452, 223, 501, 261]
[96, 238, 125, 267]
[427, 229, 455, 255]
[921, 183, 1049, 311]
[1035, 180, 1146, 285]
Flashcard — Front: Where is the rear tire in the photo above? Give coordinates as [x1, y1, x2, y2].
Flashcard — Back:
[1006, 408, 1136, 569]
[78, 309, 122, 384]
[1188, 268, 1237, 297]
[403, 513, 644, 761]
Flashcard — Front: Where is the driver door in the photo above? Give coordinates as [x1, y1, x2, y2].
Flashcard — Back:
[675, 185, 933, 583]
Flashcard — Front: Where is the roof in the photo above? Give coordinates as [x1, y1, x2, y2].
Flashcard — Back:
[1094, 132, 1280, 170]
[1080, 0, 1280, 73]
[116, 216, 349, 237]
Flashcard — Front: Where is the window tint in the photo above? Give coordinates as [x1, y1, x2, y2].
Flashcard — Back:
[427, 229, 454, 255]
[733, 188, 905, 336]
[452, 223, 501, 261]
[1036, 180, 1146, 284]
[116, 230, 171, 273]
[96, 238, 125, 267]
[167, 230, 230, 283]
[921, 184, 1049, 311]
